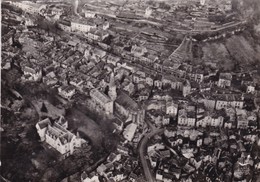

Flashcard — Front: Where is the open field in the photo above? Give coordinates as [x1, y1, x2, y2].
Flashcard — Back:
[66, 108, 104, 147]
[32, 100, 65, 119]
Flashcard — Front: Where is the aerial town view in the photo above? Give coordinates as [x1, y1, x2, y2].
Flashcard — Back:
[1, 0, 260, 181]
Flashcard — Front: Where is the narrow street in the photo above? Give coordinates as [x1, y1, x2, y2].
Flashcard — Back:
[138, 119, 164, 182]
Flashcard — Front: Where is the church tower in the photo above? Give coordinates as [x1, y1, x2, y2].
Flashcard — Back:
[108, 72, 117, 101]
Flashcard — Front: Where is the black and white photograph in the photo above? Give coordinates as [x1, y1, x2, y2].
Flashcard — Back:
[1, 0, 260, 181]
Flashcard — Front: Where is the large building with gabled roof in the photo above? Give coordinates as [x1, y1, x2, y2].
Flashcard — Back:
[36, 117, 87, 158]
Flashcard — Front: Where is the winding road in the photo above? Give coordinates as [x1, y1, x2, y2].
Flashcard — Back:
[138, 120, 164, 182]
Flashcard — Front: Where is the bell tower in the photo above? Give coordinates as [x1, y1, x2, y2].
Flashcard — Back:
[108, 72, 117, 101]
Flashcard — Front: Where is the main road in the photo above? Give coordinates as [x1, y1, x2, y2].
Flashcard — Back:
[138, 120, 164, 182]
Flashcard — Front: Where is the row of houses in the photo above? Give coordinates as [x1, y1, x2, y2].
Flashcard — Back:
[177, 104, 258, 129]
[9, 1, 46, 15]
[58, 18, 109, 38]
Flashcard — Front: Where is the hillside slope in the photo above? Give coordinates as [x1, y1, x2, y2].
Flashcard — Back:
[200, 32, 260, 71]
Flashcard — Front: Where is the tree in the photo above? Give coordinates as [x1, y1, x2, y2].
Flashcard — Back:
[40, 102, 48, 113]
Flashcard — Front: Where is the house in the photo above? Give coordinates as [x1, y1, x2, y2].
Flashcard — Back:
[215, 94, 244, 110]
[123, 82, 135, 96]
[182, 80, 191, 97]
[36, 117, 87, 159]
[35, 118, 51, 141]
[106, 54, 120, 66]
[111, 172, 127, 182]
[92, 48, 107, 59]
[178, 106, 196, 127]
[156, 170, 163, 181]
[129, 173, 138, 182]
[58, 20, 71, 32]
[2, 31, 14, 47]
[25, 18, 36, 26]
[164, 129, 177, 138]
[224, 107, 236, 129]
[147, 110, 170, 127]
[113, 118, 124, 131]
[146, 100, 166, 111]
[90, 88, 113, 114]
[71, 20, 97, 32]
[10, 1, 46, 14]
[241, 73, 254, 85]
[97, 164, 108, 176]
[233, 156, 251, 180]
[236, 109, 257, 129]
[117, 145, 129, 156]
[146, 75, 154, 86]
[159, 149, 171, 159]
[107, 152, 122, 163]
[196, 112, 224, 128]
[197, 137, 203, 147]
[131, 45, 147, 57]
[141, 53, 159, 66]
[152, 92, 173, 101]
[43, 71, 58, 86]
[137, 88, 150, 102]
[67, 40, 79, 49]
[188, 68, 204, 83]
[190, 81, 200, 92]
[236, 109, 248, 129]
[58, 85, 76, 99]
[154, 60, 163, 71]
[145, 7, 153, 18]
[51, 7, 64, 16]
[87, 29, 109, 41]
[201, 95, 216, 111]
[162, 75, 183, 90]
[168, 135, 183, 147]
[123, 123, 138, 141]
[154, 76, 163, 89]
[132, 70, 146, 84]
[248, 112, 258, 129]
[70, 76, 84, 90]
[156, 170, 177, 182]
[22, 65, 42, 81]
[83, 11, 97, 18]
[149, 156, 158, 168]
[1, 57, 12, 70]
[218, 73, 232, 88]
[103, 21, 110, 30]
[166, 101, 178, 117]
[199, 83, 212, 92]
[223, 1, 232, 11]
[246, 84, 255, 94]
[81, 172, 100, 182]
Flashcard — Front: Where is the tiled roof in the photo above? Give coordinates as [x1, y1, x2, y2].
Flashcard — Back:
[38, 118, 51, 129]
[116, 90, 139, 111]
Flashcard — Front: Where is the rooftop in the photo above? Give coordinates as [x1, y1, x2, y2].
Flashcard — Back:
[90, 88, 112, 104]
[116, 90, 139, 111]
